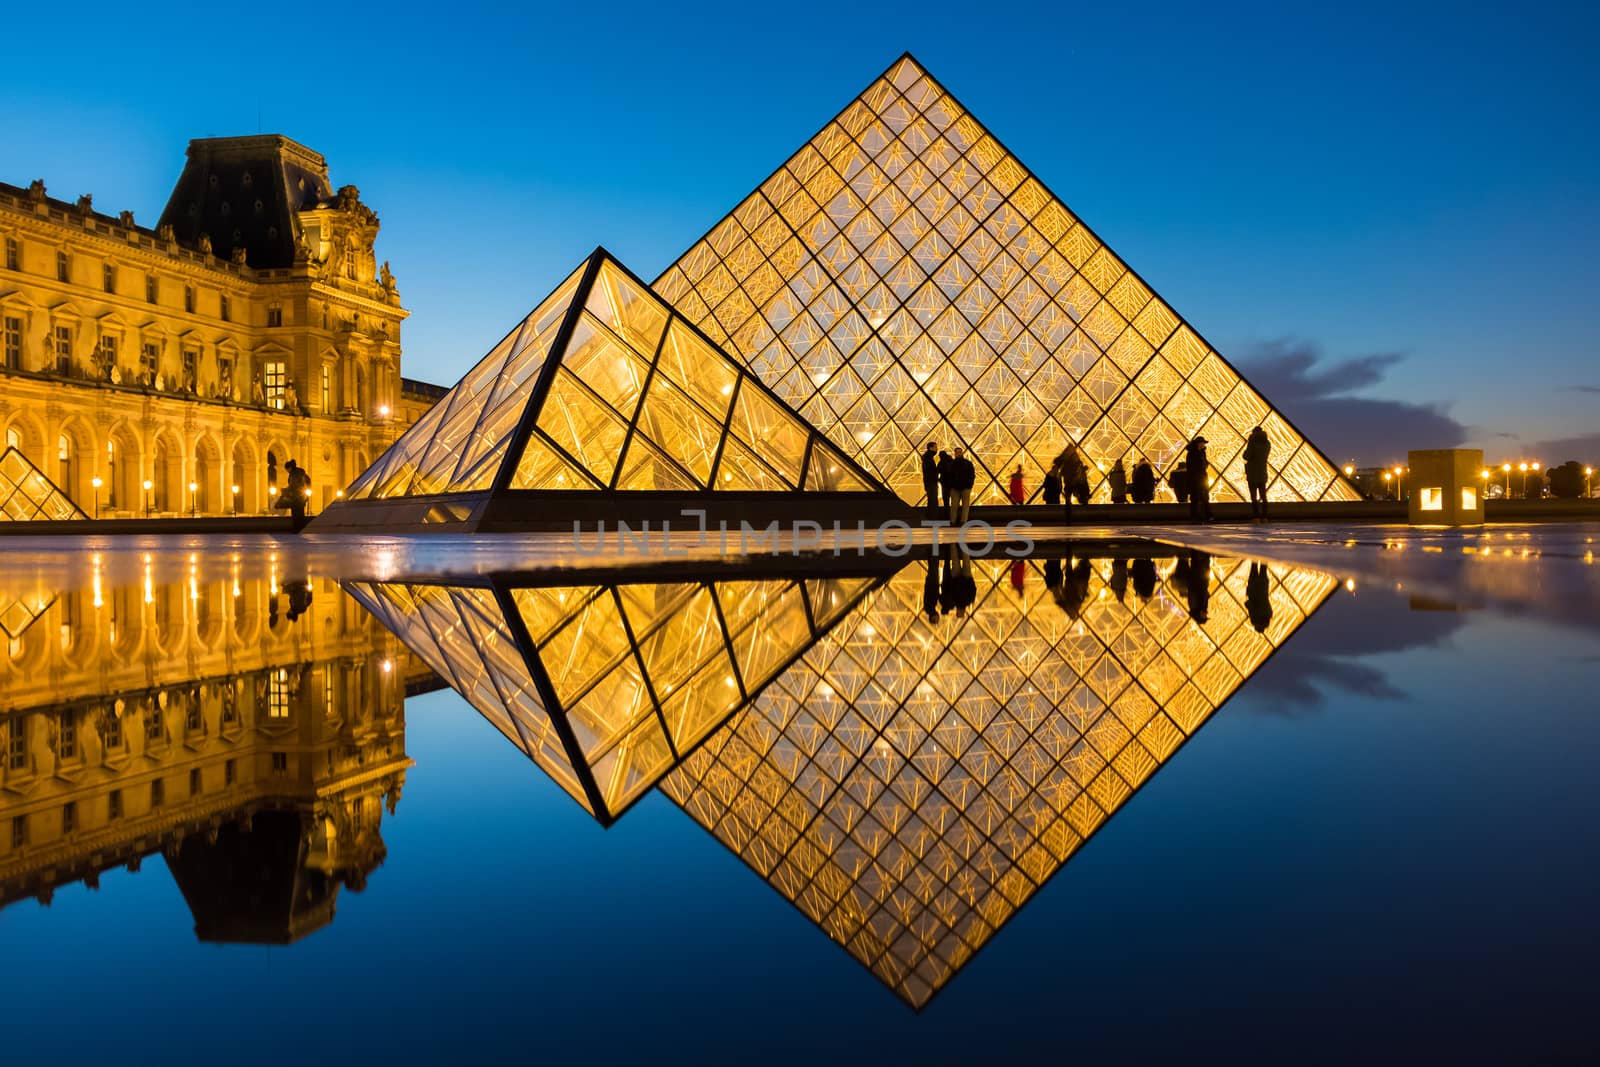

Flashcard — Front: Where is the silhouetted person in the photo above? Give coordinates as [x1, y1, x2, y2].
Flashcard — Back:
[922, 556, 941, 622]
[1008, 465, 1025, 504]
[1170, 462, 1190, 505]
[281, 459, 311, 528]
[1246, 561, 1273, 633]
[1055, 446, 1087, 524]
[1042, 465, 1062, 507]
[946, 447, 976, 525]
[1244, 426, 1271, 522]
[1185, 438, 1212, 523]
[1131, 459, 1156, 504]
[921, 441, 941, 513]
[1043, 556, 1064, 592]
[1109, 557, 1128, 603]
[1108, 459, 1128, 504]
[1130, 557, 1157, 601]
[936, 449, 955, 517]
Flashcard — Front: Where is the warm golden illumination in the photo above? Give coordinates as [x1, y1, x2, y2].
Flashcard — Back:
[342, 253, 883, 507]
[355, 552, 1335, 1006]
[0, 447, 86, 521]
[1420, 487, 1443, 511]
[654, 57, 1361, 506]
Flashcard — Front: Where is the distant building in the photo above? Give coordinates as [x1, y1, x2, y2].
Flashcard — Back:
[0, 135, 439, 516]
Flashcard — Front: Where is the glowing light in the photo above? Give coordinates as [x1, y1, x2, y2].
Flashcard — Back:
[91, 476, 102, 488]
[378, 404, 391, 417]
[1343, 466, 1354, 476]
[142, 479, 152, 490]
[1345, 578, 1356, 592]
[381, 659, 393, 673]
[335, 489, 345, 498]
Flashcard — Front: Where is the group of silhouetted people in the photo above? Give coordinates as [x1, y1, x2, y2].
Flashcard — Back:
[915, 425, 1275, 525]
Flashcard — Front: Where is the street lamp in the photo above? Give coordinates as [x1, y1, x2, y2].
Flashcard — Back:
[1531, 461, 1542, 500]
[142, 478, 154, 515]
[1587, 466, 1594, 498]
[231, 484, 241, 516]
[1502, 462, 1512, 498]
[1393, 465, 1404, 501]
[1382, 471, 1392, 499]
[1518, 462, 1528, 499]
[91, 476, 102, 519]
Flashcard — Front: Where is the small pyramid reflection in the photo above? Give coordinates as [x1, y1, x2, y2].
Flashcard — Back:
[322, 250, 891, 530]
[344, 570, 884, 822]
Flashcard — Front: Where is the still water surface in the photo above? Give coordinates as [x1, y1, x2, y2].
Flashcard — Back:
[1, 534, 1595, 1062]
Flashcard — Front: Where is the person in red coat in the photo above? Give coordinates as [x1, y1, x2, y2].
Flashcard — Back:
[1008, 465, 1025, 504]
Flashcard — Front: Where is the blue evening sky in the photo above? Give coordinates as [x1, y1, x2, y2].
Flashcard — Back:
[6, 1, 1596, 462]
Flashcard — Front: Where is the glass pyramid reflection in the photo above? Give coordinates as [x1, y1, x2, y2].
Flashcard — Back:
[0, 446, 85, 521]
[343, 569, 884, 822]
[660, 553, 1337, 1007]
[346, 548, 1334, 1006]
[655, 54, 1360, 506]
[325, 250, 891, 530]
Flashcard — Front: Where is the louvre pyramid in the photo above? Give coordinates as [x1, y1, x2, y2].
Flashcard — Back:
[655, 55, 1360, 506]
[344, 570, 882, 822]
[661, 553, 1338, 1007]
[0, 446, 85, 521]
[332, 250, 888, 528]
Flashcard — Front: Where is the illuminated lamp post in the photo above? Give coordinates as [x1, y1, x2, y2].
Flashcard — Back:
[1382, 471, 1392, 499]
[268, 485, 278, 514]
[1518, 462, 1528, 499]
[231, 484, 241, 517]
[143, 478, 154, 516]
[91, 476, 102, 519]
[1587, 467, 1594, 499]
[1480, 468, 1490, 504]
[1531, 461, 1541, 499]
[1393, 465, 1405, 501]
[1502, 462, 1511, 498]
[188, 481, 198, 517]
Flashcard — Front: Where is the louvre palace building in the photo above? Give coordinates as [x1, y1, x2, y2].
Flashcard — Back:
[0, 135, 439, 517]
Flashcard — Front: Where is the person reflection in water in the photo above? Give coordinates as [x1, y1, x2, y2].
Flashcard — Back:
[1010, 558, 1025, 594]
[1109, 557, 1128, 603]
[942, 551, 977, 617]
[1130, 556, 1158, 602]
[1042, 556, 1064, 593]
[283, 580, 313, 622]
[1246, 561, 1273, 633]
[1050, 556, 1093, 619]
[923, 555, 942, 622]
[1172, 551, 1212, 623]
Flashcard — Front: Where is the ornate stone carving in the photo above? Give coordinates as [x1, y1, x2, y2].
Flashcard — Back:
[118, 209, 135, 227]
[27, 179, 46, 203]
[334, 185, 379, 227]
[75, 194, 94, 216]
[196, 232, 213, 256]
[157, 222, 175, 242]
[230, 246, 248, 266]
[379, 261, 395, 292]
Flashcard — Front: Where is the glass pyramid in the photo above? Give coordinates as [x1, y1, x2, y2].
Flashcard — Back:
[333, 251, 889, 528]
[343, 570, 883, 822]
[655, 54, 1360, 506]
[0, 446, 85, 521]
[660, 552, 1338, 1007]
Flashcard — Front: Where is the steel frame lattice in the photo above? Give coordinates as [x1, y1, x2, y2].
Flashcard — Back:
[660, 554, 1337, 1007]
[0, 446, 85, 522]
[656, 54, 1360, 506]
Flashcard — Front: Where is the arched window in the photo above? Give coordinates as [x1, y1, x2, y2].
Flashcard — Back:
[5, 427, 18, 452]
[57, 434, 73, 498]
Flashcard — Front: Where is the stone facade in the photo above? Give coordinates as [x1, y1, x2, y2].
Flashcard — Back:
[0, 135, 434, 516]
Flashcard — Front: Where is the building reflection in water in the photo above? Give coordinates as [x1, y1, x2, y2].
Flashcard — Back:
[0, 557, 436, 942]
[353, 547, 1336, 1007]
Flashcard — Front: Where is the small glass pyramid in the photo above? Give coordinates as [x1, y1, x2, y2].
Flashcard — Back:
[655, 55, 1361, 506]
[344, 571, 882, 822]
[0, 447, 86, 522]
[330, 251, 890, 529]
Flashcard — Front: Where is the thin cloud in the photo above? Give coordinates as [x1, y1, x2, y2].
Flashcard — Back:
[1569, 384, 1600, 395]
[1237, 338, 1466, 461]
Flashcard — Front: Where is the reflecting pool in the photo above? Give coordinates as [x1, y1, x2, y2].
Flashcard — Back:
[2, 531, 1597, 1062]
